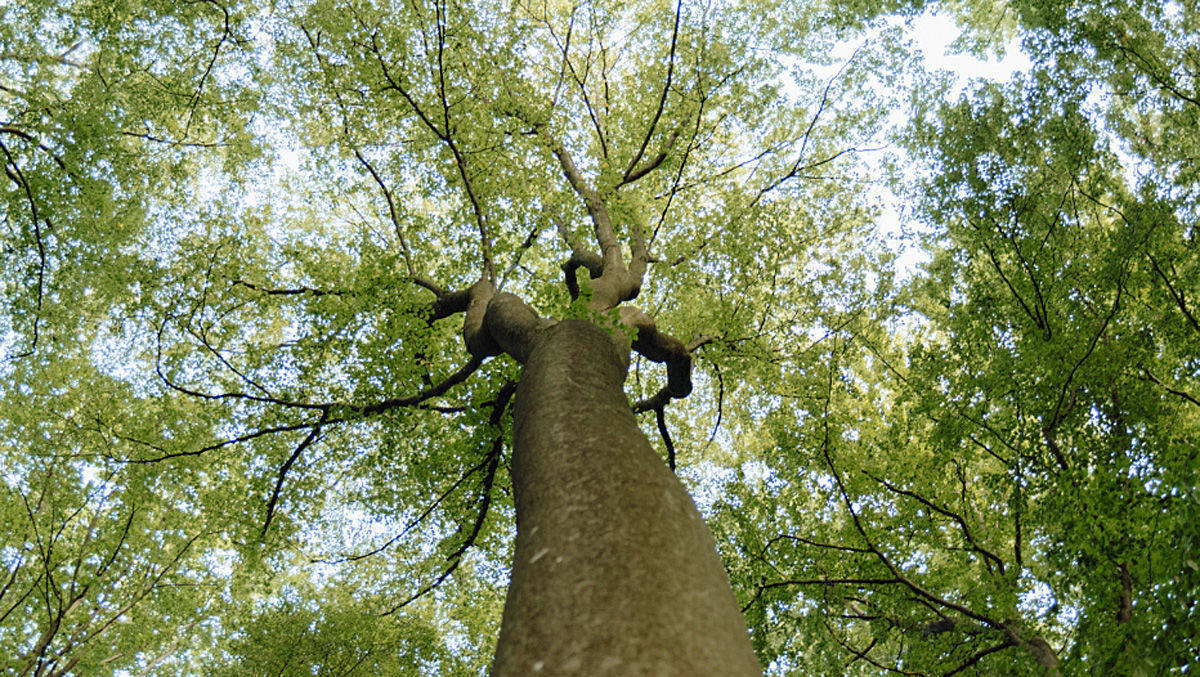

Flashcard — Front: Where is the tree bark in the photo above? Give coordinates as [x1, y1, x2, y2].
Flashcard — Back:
[490, 319, 761, 675]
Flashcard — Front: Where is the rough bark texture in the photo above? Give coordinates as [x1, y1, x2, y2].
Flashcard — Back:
[490, 319, 761, 676]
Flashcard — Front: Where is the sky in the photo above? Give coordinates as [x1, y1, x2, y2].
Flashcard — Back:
[868, 11, 1033, 278]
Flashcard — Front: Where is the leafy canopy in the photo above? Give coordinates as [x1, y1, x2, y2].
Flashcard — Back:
[1, 0, 1196, 674]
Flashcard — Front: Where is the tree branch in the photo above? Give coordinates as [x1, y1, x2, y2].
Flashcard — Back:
[861, 470, 1007, 575]
[381, 382, 515, 615]
[261, 412, 328, 537]
[622, 0, 681, 184]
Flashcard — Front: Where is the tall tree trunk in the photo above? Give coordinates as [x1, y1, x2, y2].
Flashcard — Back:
[490, 320, 761, 675]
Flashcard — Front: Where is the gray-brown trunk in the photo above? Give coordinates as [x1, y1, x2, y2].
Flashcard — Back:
[490, 319, 761, 675]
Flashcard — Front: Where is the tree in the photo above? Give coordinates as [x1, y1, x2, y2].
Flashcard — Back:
[5, 0, 1196, 674]
[3, 0, 898, 673]
[727, 0, 1200, 673]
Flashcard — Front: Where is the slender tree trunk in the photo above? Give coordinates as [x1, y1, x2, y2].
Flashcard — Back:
[490, 319, 761, 675]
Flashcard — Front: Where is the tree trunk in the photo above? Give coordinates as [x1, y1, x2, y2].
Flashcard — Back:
[490, 319, 761, 675]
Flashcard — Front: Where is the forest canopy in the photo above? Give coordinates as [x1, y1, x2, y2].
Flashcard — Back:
[1, 0, 1197, 674]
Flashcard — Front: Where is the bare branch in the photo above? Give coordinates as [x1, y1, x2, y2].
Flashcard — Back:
[941, 640, 1017, 676]
[309, 444, 499, 564]
[1138, 365, 1200, 408]
[0, 140, 46, 359]
[261, 413, 329, 537]
[741, 577, 904, 613]
[544, 10, 609, 159]
[654, 406, 676, 471]
[622, 0, 682, 183]
[228, 279, 350, 297]
[761, 533, 873, 556]
[817, 357, 999, 629]
[1148, 253, 1200, 335]
[355, 355, 485, 417]
[352, 148, 419, 276]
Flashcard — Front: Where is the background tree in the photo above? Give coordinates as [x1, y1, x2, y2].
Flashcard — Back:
[730, 0, 1199, 673]
[2, 1, 258, 672]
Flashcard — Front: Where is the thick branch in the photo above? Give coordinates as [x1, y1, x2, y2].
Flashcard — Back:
[1117, 561, 1132, 625]
[631, 334, 714, 413]
[621, 307, 691, 397]
[561, 249, 604, 301]
[540, 133, 635, 307]
[1002, 623, 1061, 675]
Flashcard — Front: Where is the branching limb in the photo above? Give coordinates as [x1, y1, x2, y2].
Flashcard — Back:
[556, 215, 605, 300]
[368, 26, 495, 281]
[460, 277, 552, 364]
[382, 382, 515, 615]
[1042, 265, 1125, 470]
[0, 126, 75, 179]
[749, 48, 863, 208]
[124, 352, 484, 465]
[1148, 252, 1200, 335]
[861, 470, 1007, 576]
[819, 614, 925, 676]
[0, 140, 47, 359]
[500, 222, 548, 290]
[622, 0, 681, 185]
[352, 147, 419, 275]
[433, 0, 496, 281]
[627, 332, 713, 470]
[261, 411, 329, 537]
[154, 314, 328, 411]
[354, 355, 484, 417]
[547, 15, 610, 159]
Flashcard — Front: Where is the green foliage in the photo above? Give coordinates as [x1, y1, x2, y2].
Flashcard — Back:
[1, 0, 1195, 673]
[714, 2, 1199, 672]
